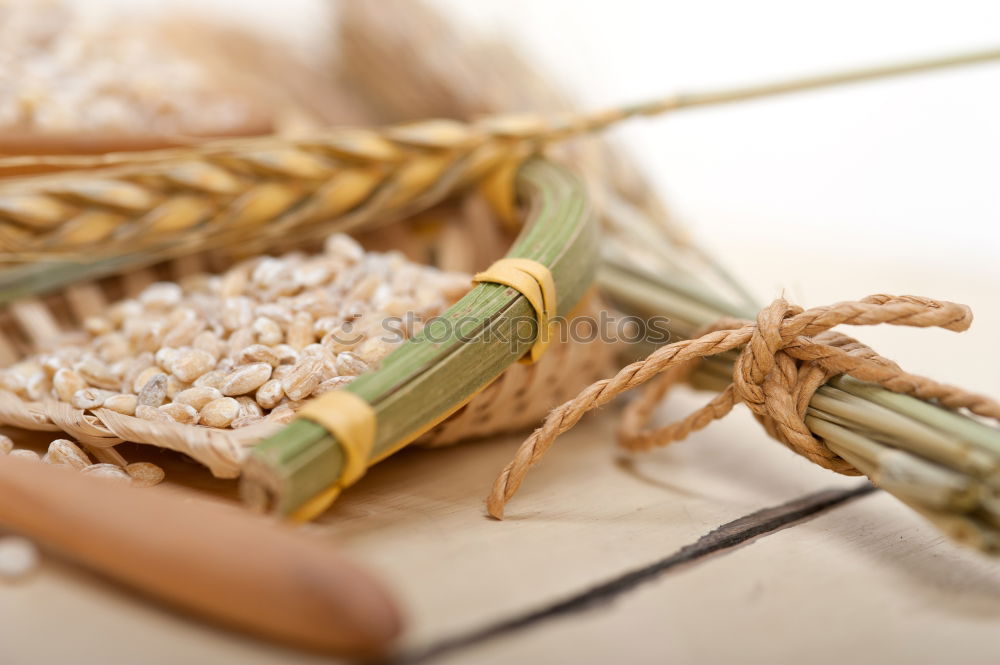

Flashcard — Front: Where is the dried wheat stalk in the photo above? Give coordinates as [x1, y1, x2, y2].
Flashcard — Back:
[2, 47, 997, 304]
[336, 0, 728, 295]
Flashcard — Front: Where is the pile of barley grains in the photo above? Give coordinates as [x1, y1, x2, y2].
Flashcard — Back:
[0, 0, 265, 135]
[0, 235, 469, 431]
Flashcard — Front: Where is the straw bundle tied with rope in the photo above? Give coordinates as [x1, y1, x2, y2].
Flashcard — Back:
[2, 0, 1000, 552]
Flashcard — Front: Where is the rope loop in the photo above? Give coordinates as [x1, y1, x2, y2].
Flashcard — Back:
[487, 294, 1000, 519]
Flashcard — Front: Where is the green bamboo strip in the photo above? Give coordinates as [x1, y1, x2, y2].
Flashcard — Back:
[808, 389, 997, 477]
[242, 159, 598, 516]
[597, 265, 721, 339]
[601, 254, 756, 322]
[830, 375, 1000, 457]
[808, 415, 980, 512]
[812, 416, 1000, 551]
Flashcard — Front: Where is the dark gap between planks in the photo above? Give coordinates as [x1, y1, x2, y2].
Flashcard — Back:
[388, 482, 877, 665]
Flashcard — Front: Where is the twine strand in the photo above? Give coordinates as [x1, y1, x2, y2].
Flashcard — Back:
[487, 294, 1000, 519]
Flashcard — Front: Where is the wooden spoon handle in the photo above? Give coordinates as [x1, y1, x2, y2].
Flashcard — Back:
[0, 456, 401, 658]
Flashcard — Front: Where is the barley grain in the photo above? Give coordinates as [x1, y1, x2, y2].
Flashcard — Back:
[139, 282, 183, 309]
[81, 463, 132, 484]
[255, 304, 292, 325]
[137, 374, 168, 407]
[272, 344, 299, 365]
[71, 388, 115, 410]
[122, 352, 154, 391]
[193, 369, 227, 390]
[231, 415, 264, 428]
[252, 258, 290, 289]
[165, 375, 189, 399]
[159, 402, 199, 424]
[83, 315, 112, 336]
[44, 439, 90, 470]
[162, 310, 205, 347]
[76, 358, 121, 390]
[103, 393, 138, 415]
[357, 337, 396, 364]
[192, 331, 226, 359]
[321, 325, 360, 353]
[265, 404, 296, 425]
[154, 347, 179, 373]
[236, 396, 263, 420]
[316, 376, 354, 395]
[287, 311, 314, 350]
[282, 357, 322, 401]
[132, 366, 163, 394]
[25, 372, 52, 401]
[173, 386, 222, 410]
[325, 234, 364, 263]
[348, 273, 380, 302]
[135, 404, 172, 423]
[255, 379, 284, 410]
[235, 344, 279, 368]
[293, 261, 331, 289]
[221, 362, 272, 396]
[53, 368, 87, 402]
[335, 351, 369, 376]
[199, 397, 239, 427]
[97, 334, 131, 363]
[0, 434, 14, 455]
[221, 297, 254, 331]
[10, 449, 40, 462]
[126, 462, 165, 488]
[220, 266, 250, 298]
[171, 348, 215, 383]
[252, 316, 283, 346]
[226, 327, 255, 356]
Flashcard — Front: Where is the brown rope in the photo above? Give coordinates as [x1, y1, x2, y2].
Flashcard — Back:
[487, 294, 1000, 518]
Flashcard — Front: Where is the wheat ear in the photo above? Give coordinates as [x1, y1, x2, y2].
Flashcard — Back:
[1, 46, 997, 293]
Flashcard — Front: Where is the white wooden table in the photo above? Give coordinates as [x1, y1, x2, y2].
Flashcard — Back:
[2, 247, 998, 665]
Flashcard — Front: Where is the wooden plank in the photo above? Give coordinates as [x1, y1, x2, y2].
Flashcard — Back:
[0, 399, 860, 664]
[429, 490, 1000, 665]
[305, 401, 864, 648]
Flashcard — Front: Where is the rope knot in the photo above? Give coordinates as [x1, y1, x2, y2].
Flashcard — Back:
[726, 298, 856, 473]
[487, 294, 995, 519]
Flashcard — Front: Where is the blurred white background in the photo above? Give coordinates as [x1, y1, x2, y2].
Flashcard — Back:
[68, 0, 1000, 392]
[432, 0, 1000, 395]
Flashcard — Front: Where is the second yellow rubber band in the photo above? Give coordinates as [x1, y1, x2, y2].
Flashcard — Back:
[473, 257, 556, 363]
[292, 390, 376, 521]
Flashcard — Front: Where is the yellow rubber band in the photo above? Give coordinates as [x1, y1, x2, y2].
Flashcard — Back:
[290, 259, 555, 521]
[291, 390, 376, 522]
[473, 257, 556, 363]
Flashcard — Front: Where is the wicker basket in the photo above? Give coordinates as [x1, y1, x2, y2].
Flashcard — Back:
[0, 0, 676, 515]
[0, 203, 618, 479]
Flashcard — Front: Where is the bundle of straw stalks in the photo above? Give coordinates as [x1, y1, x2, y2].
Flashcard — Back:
[1, 0, 999, 551]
